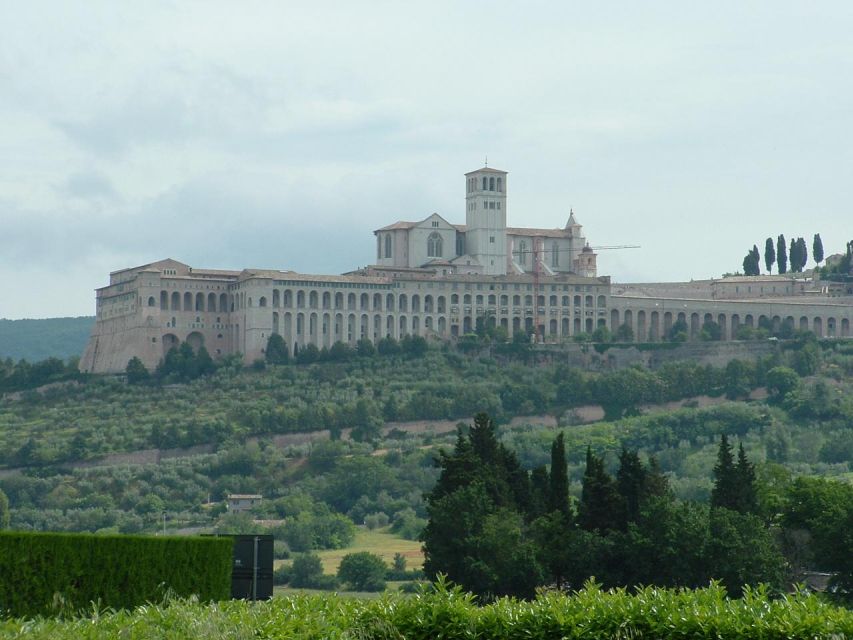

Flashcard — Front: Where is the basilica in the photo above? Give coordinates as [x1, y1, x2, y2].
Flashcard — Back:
[80, 166, 853, 374]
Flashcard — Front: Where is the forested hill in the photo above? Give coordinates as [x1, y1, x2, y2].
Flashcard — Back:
[0, 316, 94, 361]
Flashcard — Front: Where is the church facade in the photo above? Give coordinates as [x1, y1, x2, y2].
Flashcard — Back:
[80, 166, 853, 374]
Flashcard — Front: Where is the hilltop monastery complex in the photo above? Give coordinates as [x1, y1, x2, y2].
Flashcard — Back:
[81, 165, 853, 373]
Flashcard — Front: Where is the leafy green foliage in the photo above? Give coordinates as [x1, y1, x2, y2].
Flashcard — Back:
[2, 581, 851, 638]
[265, 334, 289, 365]
[0, 531, 231, 617]
[337, 551, 387, 591]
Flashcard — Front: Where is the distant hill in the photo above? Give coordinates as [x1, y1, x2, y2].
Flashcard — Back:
[0, 316, 94, 361]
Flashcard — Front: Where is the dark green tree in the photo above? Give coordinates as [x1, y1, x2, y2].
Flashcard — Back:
[742, 250, 760, 276]
[125, 357, 149, 385]
[336, 551, 387, 591]
[422, 413, 539, 598]
[764, 237, 776, 273]
[328, 341, 353, 361]
[548, 432, 570, 517]
[813, 233, 824, 265]
[777, 234, 788, 274]
[734, 443, 758, 514]
[666, 318, 689, 342]
[644, 457, 672, 499]
[797, 237, 808, 271]
[578, 447, 622, 533]
[706, 508, 785, 597]
[377, 336, 400, 356]
[765, 366, 799, 402]
[701, 319, 722, 341]
[529, 466, 550, 520]
[296, 342, 319, 364]
[290, 552, 325, 588]
[265, 333, 289, 364]
[711, 434, 738, 511]
[615, 323, 634, 342]
[617, 449, 647, 527]
[355, 338, 375, 357]
[196, 346, 215, 376]
[530, 510, 572, 588]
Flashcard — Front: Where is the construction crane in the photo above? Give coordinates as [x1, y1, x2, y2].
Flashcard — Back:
[525, 242, 640, 342]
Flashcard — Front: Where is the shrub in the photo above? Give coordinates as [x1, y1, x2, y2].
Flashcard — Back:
[337, 551, 387, 592]
[0, 531, 232, 618]
[289, 552, 325, 588]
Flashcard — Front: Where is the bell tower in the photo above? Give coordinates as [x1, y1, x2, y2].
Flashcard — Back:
[464, 165, 507, 275]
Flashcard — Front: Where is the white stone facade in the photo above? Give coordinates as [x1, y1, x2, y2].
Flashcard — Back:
[80, 166, 853, 374]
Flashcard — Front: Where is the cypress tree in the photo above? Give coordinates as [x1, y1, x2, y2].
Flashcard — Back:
[529, 465, 550, 520]
[616, 449, 646, 527]
[813, 233, 824, 265]
[798, 237, 808, 270]
[735, 443, 758, 514]
[578, 447, 622, 533]
[711, 435, 738, 511]
[548, 432, 570, 517]
[764, 237, 775, 273]
[777, 235, 788, 274]
[644, 456, 671, 499]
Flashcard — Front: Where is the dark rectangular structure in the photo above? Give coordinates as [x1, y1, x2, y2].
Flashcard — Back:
[206, 534, 274, 600]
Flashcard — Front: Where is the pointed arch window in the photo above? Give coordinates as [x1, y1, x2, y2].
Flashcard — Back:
[427, 232, 443, 258]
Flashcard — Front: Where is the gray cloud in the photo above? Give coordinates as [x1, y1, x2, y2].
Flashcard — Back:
[2, 1, 853, 318]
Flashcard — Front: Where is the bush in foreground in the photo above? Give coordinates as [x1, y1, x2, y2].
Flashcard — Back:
[2, 580, 851, 638]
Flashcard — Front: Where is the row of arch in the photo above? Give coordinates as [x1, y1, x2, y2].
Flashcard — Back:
[467, 175, 504, 192]
[151, 289, 608, 314]
[609, 308, 852, 341]
[273, 311, 603, 347]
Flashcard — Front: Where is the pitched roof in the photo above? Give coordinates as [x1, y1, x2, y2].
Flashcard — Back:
[507, 227, 570, 239]
[375, 221, 417, 232]
[464, 166, 508, 175]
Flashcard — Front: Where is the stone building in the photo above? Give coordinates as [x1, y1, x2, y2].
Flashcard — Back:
[80, 166, 853, 374]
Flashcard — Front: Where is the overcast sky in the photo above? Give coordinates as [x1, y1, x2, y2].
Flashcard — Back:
[2, 2, 851, 319]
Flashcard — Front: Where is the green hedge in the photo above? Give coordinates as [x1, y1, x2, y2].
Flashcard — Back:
[1, 580, 851, 638]
[0, 531, 232, 618]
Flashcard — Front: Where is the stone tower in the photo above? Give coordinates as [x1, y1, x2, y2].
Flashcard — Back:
[464, 166, 508, 275]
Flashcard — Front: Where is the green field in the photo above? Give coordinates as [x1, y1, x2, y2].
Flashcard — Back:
[314, 527, 423, 574]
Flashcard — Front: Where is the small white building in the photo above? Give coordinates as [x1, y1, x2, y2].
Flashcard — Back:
[226, 494, 262, 513]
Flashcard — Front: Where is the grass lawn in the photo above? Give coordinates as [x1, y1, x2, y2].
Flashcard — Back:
[275, 526, 423, 575]
[317, 526, 423, 574]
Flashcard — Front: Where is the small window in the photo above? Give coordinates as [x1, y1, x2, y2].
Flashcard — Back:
[490, 236, 495, 243]
[497, 177, 502, 192]
[432, 220, 439, 227]
[482, 177, 487, 190]
[483, 201, 487, 209]
[489, 202, 495, 209]
[497, 202, 501, 209]
[489, 177, 495, 191]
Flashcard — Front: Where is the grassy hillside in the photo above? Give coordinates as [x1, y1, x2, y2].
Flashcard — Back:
[0, 316, 93, 361]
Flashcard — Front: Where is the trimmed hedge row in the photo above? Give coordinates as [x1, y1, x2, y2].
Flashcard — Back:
[0, 531, 232, 618]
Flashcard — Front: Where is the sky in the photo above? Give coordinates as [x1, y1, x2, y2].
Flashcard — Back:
[1, 1, 852, 319]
